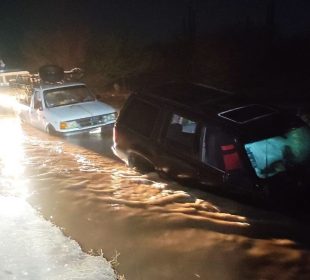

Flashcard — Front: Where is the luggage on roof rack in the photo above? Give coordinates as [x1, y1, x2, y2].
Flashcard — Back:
[11, 65, 84, 106]
[39, 65, 64, 83]
[11, 65, 84, 97]
[38, 65, 84, 84]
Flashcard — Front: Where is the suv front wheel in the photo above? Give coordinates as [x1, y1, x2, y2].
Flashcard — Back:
[128, 153, 154, 174]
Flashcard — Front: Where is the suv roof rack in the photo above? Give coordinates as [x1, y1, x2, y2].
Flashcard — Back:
[218, 104, 278, 124]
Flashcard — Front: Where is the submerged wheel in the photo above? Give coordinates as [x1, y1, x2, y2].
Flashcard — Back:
[46, 124, 57, 136]
[128, 154, 154, 174]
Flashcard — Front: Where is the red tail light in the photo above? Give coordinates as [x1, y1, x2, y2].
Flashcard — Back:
[221, 144, 242, 171]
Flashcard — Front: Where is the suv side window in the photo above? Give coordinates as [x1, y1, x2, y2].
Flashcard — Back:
[164, 113, 199, 157]
[121, 98, 159, 137]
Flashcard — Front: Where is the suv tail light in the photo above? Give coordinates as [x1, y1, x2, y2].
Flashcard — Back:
[221, 144, 242, 171]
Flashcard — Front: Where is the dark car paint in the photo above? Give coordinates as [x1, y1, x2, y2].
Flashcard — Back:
[112, 82, 309, 202]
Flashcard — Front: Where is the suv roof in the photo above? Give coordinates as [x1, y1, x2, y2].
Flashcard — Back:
[142, 82, 232, 108]
[136, 82, 302, 141]
[218, 104, 277, 124]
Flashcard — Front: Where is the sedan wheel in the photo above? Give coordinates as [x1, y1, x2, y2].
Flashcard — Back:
[46, 124, 57, 136]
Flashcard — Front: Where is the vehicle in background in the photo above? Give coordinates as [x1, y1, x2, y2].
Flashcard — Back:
[14, 65, 117, 136]
[0, 69, 31, 111]
[112, 82, 310, 203]
[0, 69, 30, 87]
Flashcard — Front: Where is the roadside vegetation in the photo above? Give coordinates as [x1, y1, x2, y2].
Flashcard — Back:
[11, 4, 310, 110]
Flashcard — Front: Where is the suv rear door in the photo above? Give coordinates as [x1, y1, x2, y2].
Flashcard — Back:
[200, 124, 253, 192]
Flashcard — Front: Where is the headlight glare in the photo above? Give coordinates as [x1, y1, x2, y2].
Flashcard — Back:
[60, 121, 79, 130]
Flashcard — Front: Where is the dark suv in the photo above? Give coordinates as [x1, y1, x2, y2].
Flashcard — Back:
[112, 82, 310, 201]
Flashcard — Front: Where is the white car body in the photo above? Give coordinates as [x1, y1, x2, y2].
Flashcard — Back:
[17, 82, 117, 136]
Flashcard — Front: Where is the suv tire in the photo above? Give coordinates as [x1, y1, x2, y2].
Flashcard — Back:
[128, 154, 154, 174]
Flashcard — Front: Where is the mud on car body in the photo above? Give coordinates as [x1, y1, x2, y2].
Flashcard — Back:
[112, 82, 310, 202]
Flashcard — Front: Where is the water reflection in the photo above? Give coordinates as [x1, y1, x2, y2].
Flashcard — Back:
[1, 115, 309, 280]
[0, 118, 29, 199]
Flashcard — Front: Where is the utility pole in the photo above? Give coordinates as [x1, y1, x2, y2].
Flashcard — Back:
[266, 0, 276, 47]
[183, 0, 197, 44]
[181, 0, 197, 80]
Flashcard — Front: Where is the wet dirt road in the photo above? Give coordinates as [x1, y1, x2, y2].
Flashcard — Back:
[1, 111, 310, 280]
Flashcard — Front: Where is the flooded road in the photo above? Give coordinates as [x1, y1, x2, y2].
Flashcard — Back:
[1, 111, 310, 280]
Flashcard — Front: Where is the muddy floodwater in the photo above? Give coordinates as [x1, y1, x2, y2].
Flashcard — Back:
[1, 112, 310, 280]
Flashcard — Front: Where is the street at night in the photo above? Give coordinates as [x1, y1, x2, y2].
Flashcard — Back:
[0, 109, 309, 279]
[1, 1, 310, 279]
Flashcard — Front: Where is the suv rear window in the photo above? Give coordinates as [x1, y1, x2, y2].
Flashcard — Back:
[121, 98, 159, 137]
[245, 125, 310, 178]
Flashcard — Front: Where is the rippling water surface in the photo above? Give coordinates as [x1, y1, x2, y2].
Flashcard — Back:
[1, 113, 310, 280]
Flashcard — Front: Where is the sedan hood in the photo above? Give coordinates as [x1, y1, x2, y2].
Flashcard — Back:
[47, 101, 115, 121]
[80, 101, 115, 116]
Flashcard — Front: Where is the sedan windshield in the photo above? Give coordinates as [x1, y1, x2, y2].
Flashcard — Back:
[44, 86, 95, 108]
[244, 126, 310, 178]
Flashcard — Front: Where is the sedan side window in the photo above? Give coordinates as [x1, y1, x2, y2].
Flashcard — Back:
[33, 91, 42, 110]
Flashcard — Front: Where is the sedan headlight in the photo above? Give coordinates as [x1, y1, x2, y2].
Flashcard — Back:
[60, 121, 79, 129]
[103, 112, 117, 123]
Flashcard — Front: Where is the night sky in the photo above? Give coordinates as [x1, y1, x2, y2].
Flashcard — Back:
[1, 1, 310, 42]
[1, 0, 310, 71]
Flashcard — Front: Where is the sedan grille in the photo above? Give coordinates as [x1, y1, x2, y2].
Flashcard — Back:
[76, 113, 116, 128]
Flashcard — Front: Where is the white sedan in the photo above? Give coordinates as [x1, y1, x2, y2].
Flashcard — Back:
[17, 82, 117, 136]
